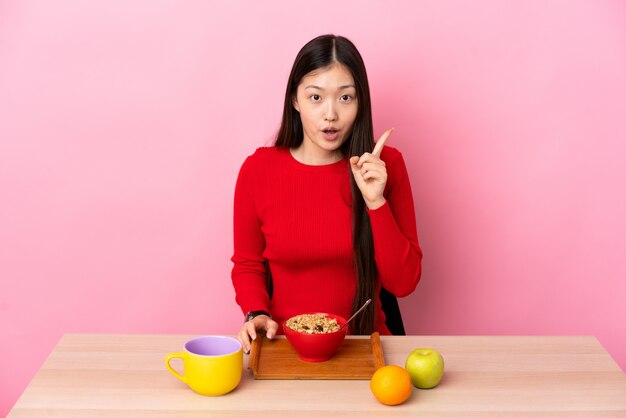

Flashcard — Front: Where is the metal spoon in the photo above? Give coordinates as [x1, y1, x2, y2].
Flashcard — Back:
[338, 299, 372, 331]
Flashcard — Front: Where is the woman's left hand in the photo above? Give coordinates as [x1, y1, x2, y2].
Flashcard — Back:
[350, 128, 393, 210]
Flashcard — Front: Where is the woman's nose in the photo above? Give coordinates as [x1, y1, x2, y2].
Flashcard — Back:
[324, 103, 338, 121]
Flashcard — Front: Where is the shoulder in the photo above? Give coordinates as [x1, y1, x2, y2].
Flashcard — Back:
[239, 146, 283, 170]
[245, 146, 281, 163]
[236, 146, 288, 188]
[380, 146, 410, 190]
[379, 145, 404, 166]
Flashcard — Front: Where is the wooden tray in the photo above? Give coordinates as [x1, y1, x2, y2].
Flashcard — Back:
[248, 332, 385, 380]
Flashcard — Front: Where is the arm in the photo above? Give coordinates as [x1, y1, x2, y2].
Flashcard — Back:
[231, 154, 280, 353]
[231, 154, 271, 315]
[366, 152, 422, 297]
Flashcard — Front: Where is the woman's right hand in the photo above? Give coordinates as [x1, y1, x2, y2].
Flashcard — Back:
[238, 315, 279, 354]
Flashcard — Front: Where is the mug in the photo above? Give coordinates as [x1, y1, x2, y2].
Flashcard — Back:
[165, 335, 243, 396]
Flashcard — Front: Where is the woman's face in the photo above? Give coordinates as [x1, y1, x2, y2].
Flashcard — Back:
[293, 63, 358, 161]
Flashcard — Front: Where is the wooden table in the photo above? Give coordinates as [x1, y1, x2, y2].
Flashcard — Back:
[8, 334, 626, 417]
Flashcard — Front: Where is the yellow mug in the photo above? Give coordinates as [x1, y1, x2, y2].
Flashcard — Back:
[165, 335, 243, 396]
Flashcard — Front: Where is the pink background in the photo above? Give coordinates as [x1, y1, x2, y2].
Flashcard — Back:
[1, 0, 625, 414]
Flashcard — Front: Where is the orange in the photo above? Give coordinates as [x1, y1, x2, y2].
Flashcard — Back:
[370, 365, 412, 406]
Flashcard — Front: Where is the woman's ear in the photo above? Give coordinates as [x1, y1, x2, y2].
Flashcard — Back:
[292, 95, 300, 112]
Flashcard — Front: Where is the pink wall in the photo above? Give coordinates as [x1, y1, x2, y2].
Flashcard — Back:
[1, 0, 625, 414]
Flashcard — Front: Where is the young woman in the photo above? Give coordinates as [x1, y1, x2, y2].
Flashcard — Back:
[232, 34, 422, 353]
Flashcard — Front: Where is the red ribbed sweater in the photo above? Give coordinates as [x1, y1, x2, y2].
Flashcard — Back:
[231, 145, 422, 335]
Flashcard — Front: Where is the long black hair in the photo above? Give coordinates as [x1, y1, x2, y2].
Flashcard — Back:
[274, 34, 377, 334]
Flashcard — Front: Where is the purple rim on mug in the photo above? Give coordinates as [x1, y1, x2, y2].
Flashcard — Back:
[185, 336, 242, 357]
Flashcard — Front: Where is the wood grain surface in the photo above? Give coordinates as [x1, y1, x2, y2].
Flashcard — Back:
[8, 334, 626, 418]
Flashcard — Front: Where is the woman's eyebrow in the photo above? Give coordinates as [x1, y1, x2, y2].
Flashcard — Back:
[304, 84, 356, 90]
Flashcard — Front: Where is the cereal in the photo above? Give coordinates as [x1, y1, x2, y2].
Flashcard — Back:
[285, 313, 340, 334]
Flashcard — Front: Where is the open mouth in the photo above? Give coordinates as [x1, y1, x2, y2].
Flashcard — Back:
[322, 128, 340, 140]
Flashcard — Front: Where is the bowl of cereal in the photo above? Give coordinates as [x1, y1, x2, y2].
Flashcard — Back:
[283, 312, 348, 362]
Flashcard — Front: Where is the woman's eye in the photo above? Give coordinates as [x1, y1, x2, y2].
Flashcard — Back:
[341, 95, 353, 102]
[310, 95, 321, 101]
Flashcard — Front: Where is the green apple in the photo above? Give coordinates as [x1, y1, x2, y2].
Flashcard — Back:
[405, 348, 444, 389]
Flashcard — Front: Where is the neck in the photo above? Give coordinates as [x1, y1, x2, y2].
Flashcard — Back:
[291, 141, 343, 166]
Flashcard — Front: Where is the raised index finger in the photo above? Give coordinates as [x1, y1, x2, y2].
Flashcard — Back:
[372, 128, 394, 157]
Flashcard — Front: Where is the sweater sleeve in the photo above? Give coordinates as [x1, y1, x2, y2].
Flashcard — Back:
[231, 153, 271, 315]
[366, 151, 422, 297]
